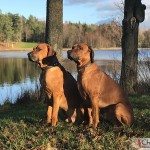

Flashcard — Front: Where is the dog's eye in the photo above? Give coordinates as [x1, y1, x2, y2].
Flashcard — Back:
[79, 47, 83, 50]
[76, 46, 82, 50]
[72, 45, 82, 51]
[36, 47, 41, 51]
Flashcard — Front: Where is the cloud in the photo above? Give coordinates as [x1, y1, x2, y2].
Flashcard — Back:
[64, 0, 150, 28]
[64, 0, 100, 5]
[90, 0, 122, 23]
[64, 0, 119, 7]
[64, 0, 122, 19]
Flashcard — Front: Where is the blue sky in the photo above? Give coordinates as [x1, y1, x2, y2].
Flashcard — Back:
[0, 0, 149, 28]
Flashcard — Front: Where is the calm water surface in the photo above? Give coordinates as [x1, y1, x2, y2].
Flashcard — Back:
[0, 50, 150, 104]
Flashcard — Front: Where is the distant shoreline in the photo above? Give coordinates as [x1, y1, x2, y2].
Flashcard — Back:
[0, 47, 122, 51]
[0, 46, 150, 51]
[0, 48, 150, 51]
[0, 48, 32, 51]
[0, 42, 150, 51]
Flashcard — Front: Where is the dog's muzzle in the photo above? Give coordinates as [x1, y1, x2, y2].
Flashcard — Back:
[27, 52, 38, 62]
[67, 50, 73, 60]
[67, 50, 79, 61]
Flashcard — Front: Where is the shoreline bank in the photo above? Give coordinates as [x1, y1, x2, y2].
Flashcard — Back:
[0, 47, 150, 51]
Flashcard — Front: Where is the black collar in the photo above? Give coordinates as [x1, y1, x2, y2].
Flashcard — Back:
[41, 53, 60, 71]
[77, 61, 94, 72]
[41, 62, 59, 71]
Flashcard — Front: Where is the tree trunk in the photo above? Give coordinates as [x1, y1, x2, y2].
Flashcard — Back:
[45, 0, 63, 60]
[120, 0, 146, 94]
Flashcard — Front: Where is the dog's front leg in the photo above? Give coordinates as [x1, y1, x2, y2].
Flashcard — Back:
[51, 91, 62, 126]
[87, 108, 93, 125]
[91, 97, 99, 129]
[46, 97, 53, 124]
[47, 106, 52, 123]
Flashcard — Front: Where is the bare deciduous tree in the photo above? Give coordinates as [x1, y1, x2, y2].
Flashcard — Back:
[114, 0, 124, 14]
[45, 0, 63, 59]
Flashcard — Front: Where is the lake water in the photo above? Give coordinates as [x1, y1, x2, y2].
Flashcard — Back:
[0, 49, 150, 105]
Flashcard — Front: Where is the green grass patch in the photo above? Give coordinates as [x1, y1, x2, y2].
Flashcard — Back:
[13, 42, 38, 49]
[0, 95, 150, 149]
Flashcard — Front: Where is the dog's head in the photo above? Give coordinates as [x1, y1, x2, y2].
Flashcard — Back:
[67, 43, 94, 66]
[28, 43, 55, 63]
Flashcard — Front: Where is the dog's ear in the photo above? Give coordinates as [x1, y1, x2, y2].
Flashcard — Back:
[47, 44, 55, 56]
[88, 46, 94, 63]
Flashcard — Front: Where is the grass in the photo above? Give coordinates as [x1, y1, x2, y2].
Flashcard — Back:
[0, 94, 150, 149]
[0, 42, 38, 50]
[13, 42, 38, 49]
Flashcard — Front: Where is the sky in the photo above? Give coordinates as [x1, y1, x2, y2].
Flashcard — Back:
[0, 0, 149, 29]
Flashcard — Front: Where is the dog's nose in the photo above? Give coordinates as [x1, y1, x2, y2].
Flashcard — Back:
[67, 50, 74, 60]
[27, 52, 32, 57]
[67, 50, 72, 56]
[67, 50, 72, 58]
[27, 52, 30, 56]
[27, 52, 34, 61]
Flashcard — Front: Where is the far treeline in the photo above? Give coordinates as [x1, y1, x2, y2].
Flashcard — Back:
[0, 12, 150, 48]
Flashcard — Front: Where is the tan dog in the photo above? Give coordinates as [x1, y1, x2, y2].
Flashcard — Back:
[67, 43, 134, 129]
[28, 43, 85, 126]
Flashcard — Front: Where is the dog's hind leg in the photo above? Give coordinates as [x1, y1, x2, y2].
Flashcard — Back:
[115, 103, 134, 126]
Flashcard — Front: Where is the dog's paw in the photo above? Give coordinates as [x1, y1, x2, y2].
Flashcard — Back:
[47, 117, 51, 124]
[52, 118, 57, 126]
[65, 118, 69, 122]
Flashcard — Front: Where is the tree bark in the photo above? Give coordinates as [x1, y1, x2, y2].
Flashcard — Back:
[120, 0, 146, 94]
[45, 0, 63, 60]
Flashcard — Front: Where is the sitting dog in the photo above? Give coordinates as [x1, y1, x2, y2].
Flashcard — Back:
[28, 43, 85, 126]
[67, 43, 134, 129]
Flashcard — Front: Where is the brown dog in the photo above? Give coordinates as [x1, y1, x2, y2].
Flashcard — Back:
[67, 43, 134, 129]
[28, 43, 85, 126]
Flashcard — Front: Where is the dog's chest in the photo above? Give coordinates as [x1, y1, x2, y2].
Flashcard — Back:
[77, 76, 89, 101]
[40, 71, 52, 98]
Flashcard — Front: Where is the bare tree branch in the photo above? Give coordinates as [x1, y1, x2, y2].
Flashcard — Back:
[114, 0, 125, 14]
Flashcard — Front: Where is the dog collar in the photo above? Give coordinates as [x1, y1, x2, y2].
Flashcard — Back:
[41, 62, 59, 71]
[77, 61, 94, 72]
[41, 54, 60, 71]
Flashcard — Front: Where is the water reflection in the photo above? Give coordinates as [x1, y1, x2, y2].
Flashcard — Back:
[0, 57, 41, 104]
[0, 57, 120, 104]
[62, 59, 121, 81]
[0, 50, 149, 104]
[0, 58, 40, 85]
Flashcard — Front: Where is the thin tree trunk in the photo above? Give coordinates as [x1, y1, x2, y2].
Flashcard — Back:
[45, 0, 63, 60]
[120, 0, 146, 94]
